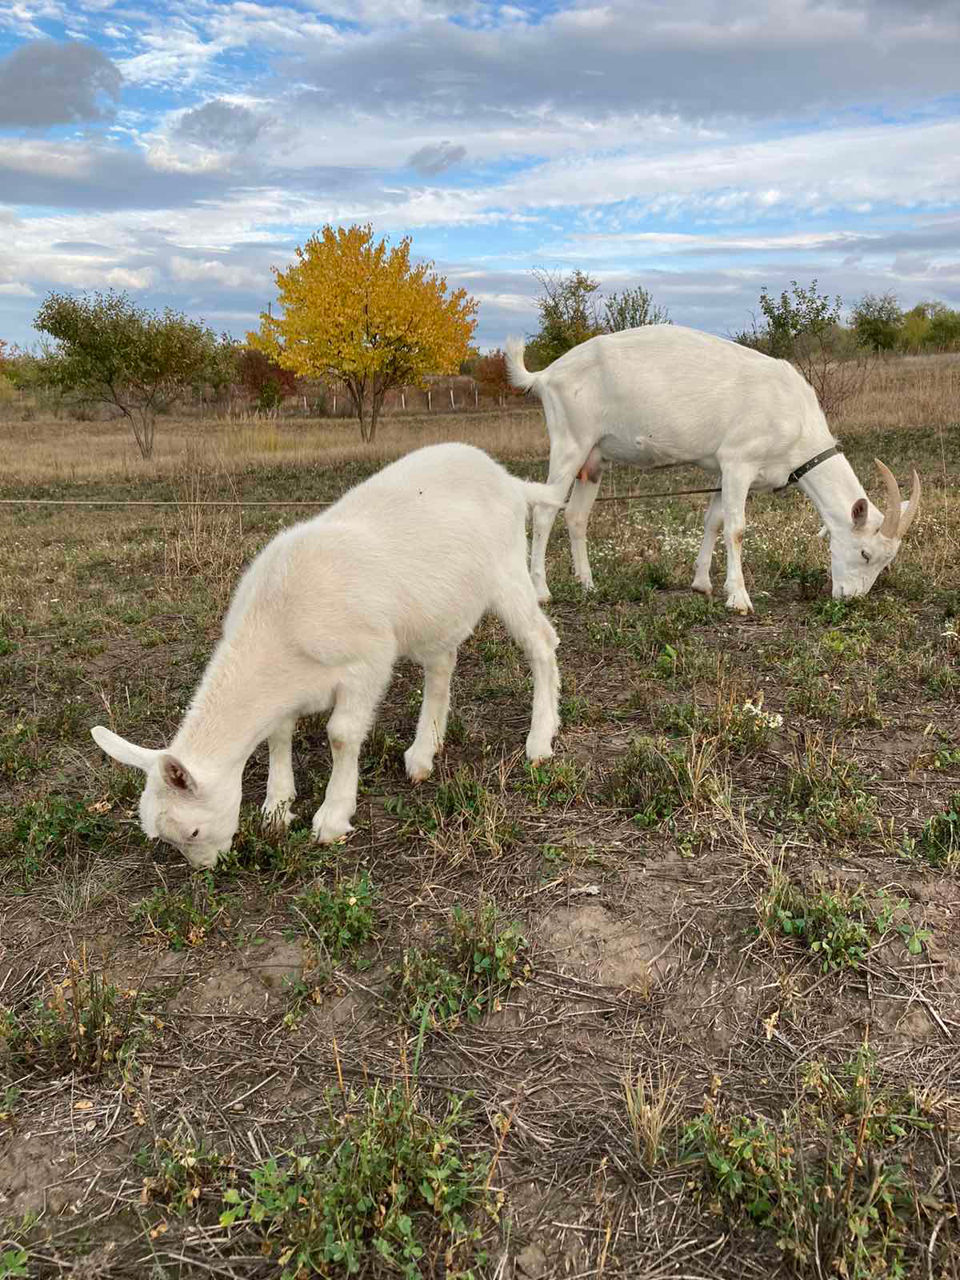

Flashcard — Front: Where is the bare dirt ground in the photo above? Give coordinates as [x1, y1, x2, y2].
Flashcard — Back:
[1, 358, 958, 1278]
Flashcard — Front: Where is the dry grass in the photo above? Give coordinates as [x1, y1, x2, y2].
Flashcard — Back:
[0, 351, 958, 1279]
[834, 351, 960, 434]
[2, 351, 958, 485]
[0, 405, 548, 483]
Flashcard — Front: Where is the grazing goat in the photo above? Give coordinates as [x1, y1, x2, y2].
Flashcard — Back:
[91, 444, 562, 869]
[506, 326, 920, 612]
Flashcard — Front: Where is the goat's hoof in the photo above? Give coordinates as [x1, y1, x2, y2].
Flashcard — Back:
[725, 591, 754, 614]
[533, 582, 551, 604]
[525, 738, 555, 764]
[311, 811, 354, 844]
[261, 799, 295, 829]
[404, 747, 434, 784]
[691, 579, 713, 597]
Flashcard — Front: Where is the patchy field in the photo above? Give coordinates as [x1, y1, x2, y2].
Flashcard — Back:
[0, 382, 958, 1278]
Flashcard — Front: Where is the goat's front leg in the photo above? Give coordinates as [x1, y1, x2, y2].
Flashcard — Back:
[494, 581, 560, 762]
[720, 464, 755, 613]
[405, 648, 458, 783]
[262, 715, 297, 828]
[691, 490, 723, 596]
[565, 474, 601, 591]
[312, 677, 386, 844]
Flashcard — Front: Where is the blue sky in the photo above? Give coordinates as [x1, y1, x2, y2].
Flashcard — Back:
[1, 0, 959, 350]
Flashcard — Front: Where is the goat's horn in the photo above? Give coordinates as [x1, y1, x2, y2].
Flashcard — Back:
[898, 469, 921, 538]
[875, 459, 902, 539]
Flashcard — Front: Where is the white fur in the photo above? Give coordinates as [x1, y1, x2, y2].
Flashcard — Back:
[91, 444, 562, 868]
[506, 326, 920, 613]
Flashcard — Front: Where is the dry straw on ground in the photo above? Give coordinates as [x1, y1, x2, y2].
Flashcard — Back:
[0, 352, 958, 1279]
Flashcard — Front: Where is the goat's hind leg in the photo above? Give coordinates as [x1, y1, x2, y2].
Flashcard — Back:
[692, 490, 723, 597]
[493, 579, 560, 762]
[565, 473, 601, 592]
[262, 714, 298, 828]
[530, 438, 581, 603]
[405, 647, 458, 783]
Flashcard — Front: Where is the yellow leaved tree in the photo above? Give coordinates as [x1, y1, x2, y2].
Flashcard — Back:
[249, 224, 478, 441]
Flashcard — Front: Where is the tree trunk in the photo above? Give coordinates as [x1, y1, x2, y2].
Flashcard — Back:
[130, 407, 155, 459]
[346, 378, 370, 441]
[369, 382, 390, 443]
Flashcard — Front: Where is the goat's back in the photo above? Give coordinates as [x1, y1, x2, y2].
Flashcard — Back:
[226, 444, 531, 660]
[534, 325, 827, 460]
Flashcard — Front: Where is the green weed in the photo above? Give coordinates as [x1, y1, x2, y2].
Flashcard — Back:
[0, 719, 45, 782]
[138, 1128, 232, 1214]
[681, 1046, 937, 1277]
[760, 872, 928, 971]
[219, 809, 322, 879]
[219, 1083, 489, 1279]
[669, 685, 783, 757]
[774, 731, 877, 839]
[903, 792, 960, 869]
[516, 758, 588, 808]
[394, 767, 518, 859]
[133, 874, 233, 949]
[0, 794, 113, 886]
[609, 733, 724, 829]
[0, 1249, 29, 1279]
[0, 950, 149, 1078]
[290, 872, 376, 964]
[392, 901, 529, 1029]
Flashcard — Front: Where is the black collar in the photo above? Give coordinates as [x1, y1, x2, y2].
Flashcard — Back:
[779, 445, 842, 490]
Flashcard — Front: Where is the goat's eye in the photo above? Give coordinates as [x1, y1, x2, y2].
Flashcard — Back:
[190, 828, 199, 840]
[861, 549, 871, 563]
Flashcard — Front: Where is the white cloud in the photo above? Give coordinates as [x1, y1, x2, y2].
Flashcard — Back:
[104, 266, 153, 287]
[485, 118, 960, 220]
[116, 27, 219, 86]
[0, 1, 65, 39]
[169, 255, 268, 289]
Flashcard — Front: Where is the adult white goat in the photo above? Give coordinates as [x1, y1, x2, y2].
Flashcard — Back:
[506, 326, 920, 613]
[90, 444, 562, 869]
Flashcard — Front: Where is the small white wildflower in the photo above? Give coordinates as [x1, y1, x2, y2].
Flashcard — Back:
[741, 694, 783, 731]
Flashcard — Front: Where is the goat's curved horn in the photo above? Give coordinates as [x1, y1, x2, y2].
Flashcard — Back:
[875, 459, 902, 539]
[898, 469, 921, 538]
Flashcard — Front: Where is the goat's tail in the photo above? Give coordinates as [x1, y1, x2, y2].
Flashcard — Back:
[505, 337, 539, 394]
[520, 479, 569, 510]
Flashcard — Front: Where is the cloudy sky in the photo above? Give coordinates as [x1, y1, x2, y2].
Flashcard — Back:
[1, 0, 958, 350]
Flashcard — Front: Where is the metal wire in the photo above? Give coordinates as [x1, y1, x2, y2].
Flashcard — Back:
[0, 484, 723, 510]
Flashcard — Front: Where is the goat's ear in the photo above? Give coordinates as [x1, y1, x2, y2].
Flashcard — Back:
[91, 726, 159, 773]
[160, 754, 197, 794]
[851, 498, 869, 530]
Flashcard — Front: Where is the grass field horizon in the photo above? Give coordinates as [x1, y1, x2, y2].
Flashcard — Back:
[1, 351, 958, 1278]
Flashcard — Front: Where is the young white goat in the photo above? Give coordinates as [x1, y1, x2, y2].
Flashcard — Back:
[91, 444, 562, 869]
[506, 326, 920, 613]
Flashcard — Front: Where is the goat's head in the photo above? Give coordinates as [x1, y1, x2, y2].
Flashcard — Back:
[830, 460, 920, 599]
[90, 727, 241, 868]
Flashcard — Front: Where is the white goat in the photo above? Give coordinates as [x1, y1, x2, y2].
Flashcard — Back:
[506, 326, 920, 612]
[91, 443, 562, 869]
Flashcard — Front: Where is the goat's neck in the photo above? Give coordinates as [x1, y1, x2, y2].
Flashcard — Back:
[798, 453, 868, 537]
[171, 631, 284, 775]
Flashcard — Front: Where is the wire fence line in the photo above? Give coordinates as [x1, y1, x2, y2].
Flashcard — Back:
[0, 485, 723, 511]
